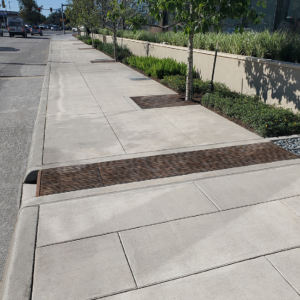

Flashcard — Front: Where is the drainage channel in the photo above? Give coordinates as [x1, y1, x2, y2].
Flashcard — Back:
[37, 142, 297, 197]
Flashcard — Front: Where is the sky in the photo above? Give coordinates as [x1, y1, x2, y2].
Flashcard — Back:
[4, 0, 64, 17]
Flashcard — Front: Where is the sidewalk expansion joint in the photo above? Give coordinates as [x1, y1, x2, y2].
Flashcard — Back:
[36, 194, 300, 249]
[265, 256, 300, 296]
[94, 246, 300, 299]
[37, 142, 298, 197]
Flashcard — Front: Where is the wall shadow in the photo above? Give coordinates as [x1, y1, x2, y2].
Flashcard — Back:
[242, 59, 300, 110]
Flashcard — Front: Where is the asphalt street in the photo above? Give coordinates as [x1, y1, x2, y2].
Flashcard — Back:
[0, 30, 57, 282]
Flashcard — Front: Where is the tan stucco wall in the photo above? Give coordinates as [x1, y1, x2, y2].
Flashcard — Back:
[88, 33, 300, 112]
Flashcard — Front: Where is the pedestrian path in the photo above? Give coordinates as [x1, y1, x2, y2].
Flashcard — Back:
[43, 35, 263, 167]
[2, 33, 300, 300]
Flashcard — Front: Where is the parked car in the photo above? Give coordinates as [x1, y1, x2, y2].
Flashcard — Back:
[72, 27, 77, 32]
[25, 25, 31, 33]
[30, 25, 43, 36]
[51, 25, 60, 31]
[7, 17, 27, 37]
[39, 24, 45, 30]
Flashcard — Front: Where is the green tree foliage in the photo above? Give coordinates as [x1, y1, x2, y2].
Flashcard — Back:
[67, 0, 101, 47]
[18, 0, 46, 24]
[46, 11, 68, 26]
[145, 0, 267, 100]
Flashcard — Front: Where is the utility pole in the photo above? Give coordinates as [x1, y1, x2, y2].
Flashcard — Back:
[61, 3, 65, 34]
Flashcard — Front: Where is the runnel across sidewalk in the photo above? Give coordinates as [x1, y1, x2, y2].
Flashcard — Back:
[37, 142, 298, 196]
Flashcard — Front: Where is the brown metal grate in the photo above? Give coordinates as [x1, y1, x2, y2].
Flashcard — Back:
[130, 95, 198, 109]
[90, 60, 116, 63]
[38, 164, 103, 196]
[37, 142, 298, 196]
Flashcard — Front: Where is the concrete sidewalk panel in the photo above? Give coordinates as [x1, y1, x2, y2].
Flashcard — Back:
[119, 201, 300, 287]
[106, 110, 195, 153]
[195, 164, 300, 210]
[43, 113, 125, 164]
[100, 102, 136, 116]
[0, 207, 38, 300]
[103, 258, 300, 300]
[157, 106, 260, 146]
[32, 234, 136, 300]
[282, 196, 300, 216]
[267, 248, 300, 294]
[36, 182, 218, 247]
[47, 92, 102, 117]
[128, 84, 177, 96]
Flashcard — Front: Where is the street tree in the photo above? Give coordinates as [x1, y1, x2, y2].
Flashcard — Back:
[66, 0, 100, 47]
[46, 11, 68, 26]
[146, 0, 266, 101]
[18, 0, 46, 24]
[106, 0, 148, 61]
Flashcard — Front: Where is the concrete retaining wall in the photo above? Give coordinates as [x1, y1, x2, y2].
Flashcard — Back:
[88, 32, 300, 112]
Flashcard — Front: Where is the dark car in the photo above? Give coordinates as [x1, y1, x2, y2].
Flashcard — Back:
[30, 25, 43, 36]
[25, 25, 31, 33]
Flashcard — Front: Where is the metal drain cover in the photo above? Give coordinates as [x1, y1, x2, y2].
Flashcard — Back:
[129, 77, 151, 81]
[90, 59, 116, 63]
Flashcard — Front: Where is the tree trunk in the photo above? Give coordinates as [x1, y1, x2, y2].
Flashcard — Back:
[273, 0, 291, 31]
[91, 28, 95, 48]
[113, 23, 117, 61]
[162, 11, 168, 32]
[185, 31, 194, 101]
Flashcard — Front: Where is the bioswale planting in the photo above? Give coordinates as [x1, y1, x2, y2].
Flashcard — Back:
[96, 29, 300, 64]
[77, 34, 300, 138]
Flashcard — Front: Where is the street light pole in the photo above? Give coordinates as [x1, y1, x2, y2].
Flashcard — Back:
[61, 3, 65, 34]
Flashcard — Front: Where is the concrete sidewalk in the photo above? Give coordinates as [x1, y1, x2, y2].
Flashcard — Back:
[1, 33, 300, 300]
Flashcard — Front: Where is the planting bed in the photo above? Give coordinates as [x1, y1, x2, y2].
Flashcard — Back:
[130, 95, 198, 109]
[37, 142, 297, 196]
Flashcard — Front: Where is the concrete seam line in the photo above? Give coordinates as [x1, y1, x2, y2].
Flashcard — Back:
[0, 206, 39, 300]
[29, 206, 40, 300]
[264, 257, 300, 296]
[23, 39, 52, 185]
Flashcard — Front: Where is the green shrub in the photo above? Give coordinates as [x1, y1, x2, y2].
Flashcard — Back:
[162, 75, 232, 95]
[201, 92, 300, 137]
[96, 40, 131, 61]
[161, 75, 300, 137]
[126, 56, 196, 79]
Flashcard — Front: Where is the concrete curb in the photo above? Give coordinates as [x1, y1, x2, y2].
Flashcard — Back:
[0, 206, 39, 300]
[24, 43, 52, 184]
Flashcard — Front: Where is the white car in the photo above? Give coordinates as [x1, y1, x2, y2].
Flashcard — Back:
[72, 27, 78, 32]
